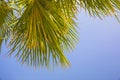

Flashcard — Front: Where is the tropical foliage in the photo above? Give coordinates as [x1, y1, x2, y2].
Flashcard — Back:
[0, 0, 120, 68]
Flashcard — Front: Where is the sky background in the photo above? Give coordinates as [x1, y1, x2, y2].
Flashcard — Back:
[0, 10, 120, 80]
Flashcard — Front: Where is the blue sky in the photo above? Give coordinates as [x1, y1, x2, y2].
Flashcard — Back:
[0, 10, 120, 80]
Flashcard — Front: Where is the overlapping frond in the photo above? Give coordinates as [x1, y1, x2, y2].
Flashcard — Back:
[0, 0, 16, 50]
[0, 0, 120, 68]
[79, 0, 120, 18]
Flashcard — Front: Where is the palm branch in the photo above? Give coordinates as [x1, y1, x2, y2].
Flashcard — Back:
[0, 0, 120, 68]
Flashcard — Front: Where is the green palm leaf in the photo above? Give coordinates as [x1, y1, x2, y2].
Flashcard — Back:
[7, 0, 78, 67]
[79, 0, 120, 18]
[0, 0, 16, 51]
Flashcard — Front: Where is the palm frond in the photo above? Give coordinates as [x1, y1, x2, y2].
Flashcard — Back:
[79, 0, 120, 19]
[8, 0, 78, 67]
[0, 0, 16, 50]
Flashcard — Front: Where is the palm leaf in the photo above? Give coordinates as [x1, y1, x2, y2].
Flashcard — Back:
[0, 0, 16, 51]
[8, 0, 78, 67]
[79, 0, 120, 19]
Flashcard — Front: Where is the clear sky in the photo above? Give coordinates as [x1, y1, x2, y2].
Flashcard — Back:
[0, 10, 120, 80]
